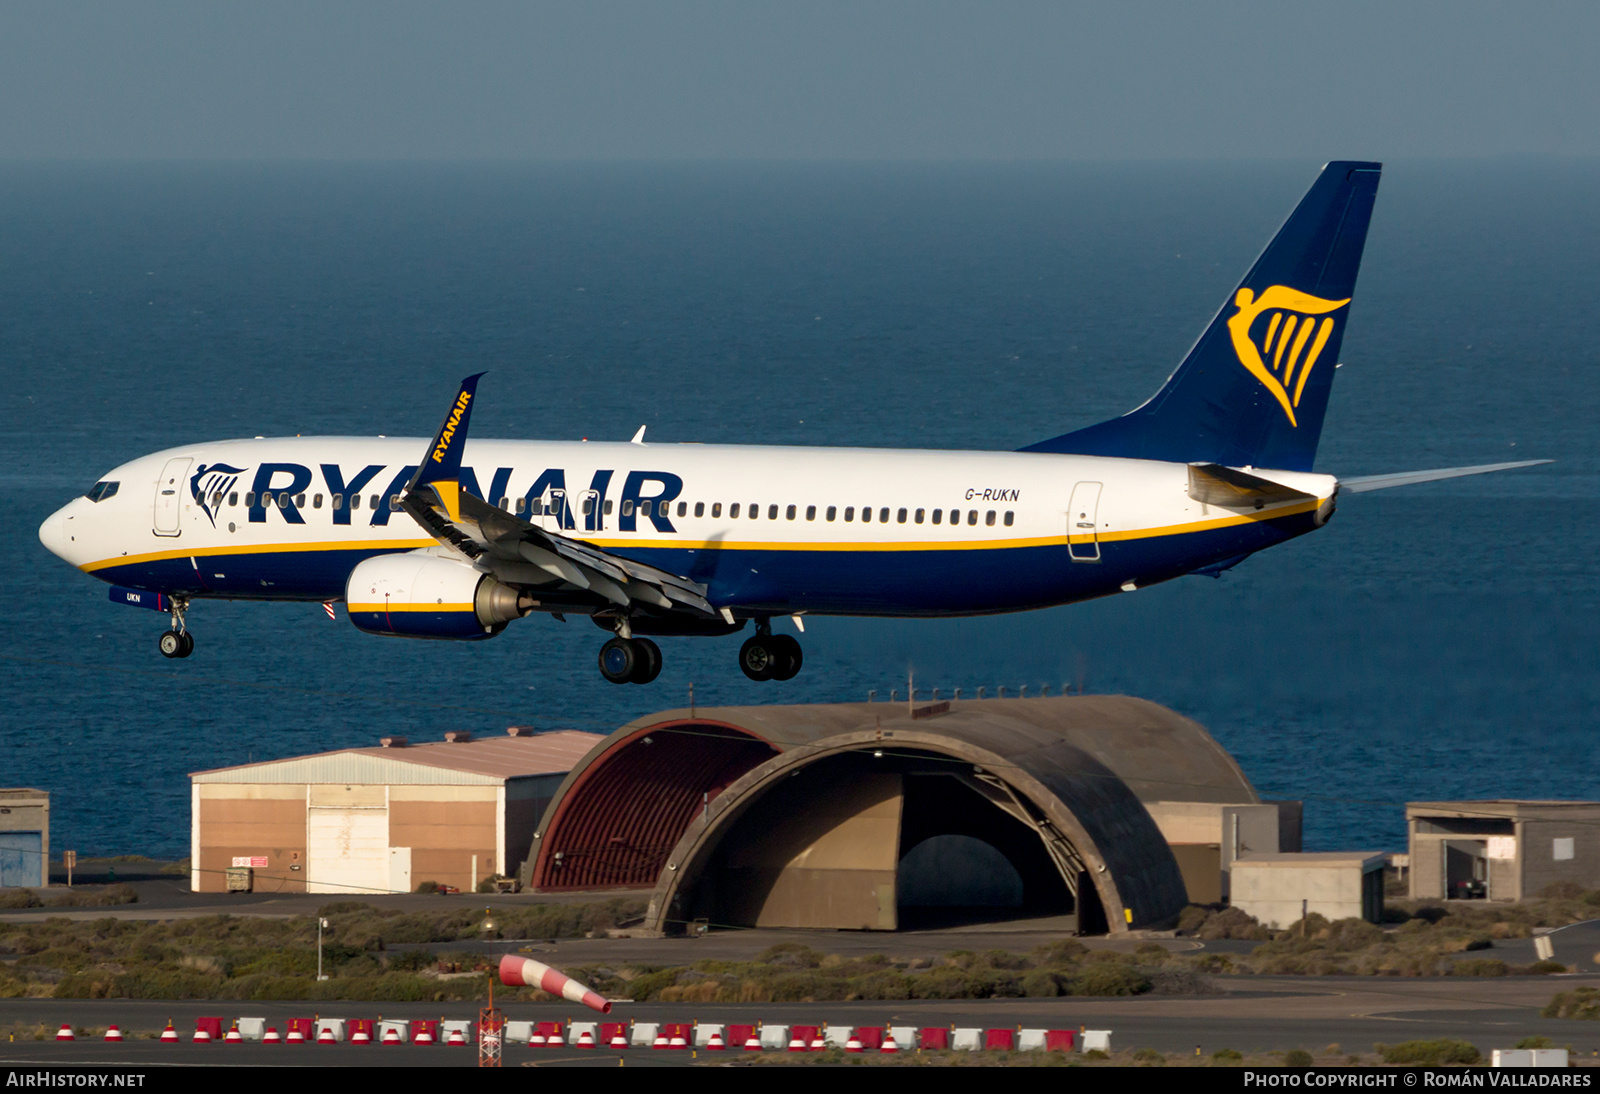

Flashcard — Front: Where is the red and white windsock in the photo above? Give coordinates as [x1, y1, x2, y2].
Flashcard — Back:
[498, 954, 612, 1014]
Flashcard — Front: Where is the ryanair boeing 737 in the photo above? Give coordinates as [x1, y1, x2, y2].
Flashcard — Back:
[37, 162, 1547, 684]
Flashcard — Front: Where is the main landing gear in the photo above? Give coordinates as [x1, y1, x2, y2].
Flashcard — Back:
[739, 623, 802, 682]
[158, 597, 194, 659]
[598, 634, 662, 685]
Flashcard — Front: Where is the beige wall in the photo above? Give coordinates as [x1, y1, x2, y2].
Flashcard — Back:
[390, 786, 498, 892]
[195, 785, 307, 894]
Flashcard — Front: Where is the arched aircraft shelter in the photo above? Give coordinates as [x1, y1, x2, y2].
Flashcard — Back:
[524, 696, 1258, 935]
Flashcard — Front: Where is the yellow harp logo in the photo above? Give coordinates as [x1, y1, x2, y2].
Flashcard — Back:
[1225, 285, 1349, 427]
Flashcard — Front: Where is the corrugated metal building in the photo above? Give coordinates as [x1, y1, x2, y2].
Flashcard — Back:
[189, 729, 601, 895]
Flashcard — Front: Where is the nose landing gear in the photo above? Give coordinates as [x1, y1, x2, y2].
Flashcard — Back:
[158, 597, 193, 659]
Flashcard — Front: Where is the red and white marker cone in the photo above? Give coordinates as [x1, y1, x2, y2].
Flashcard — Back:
[652, 1030, 669, 1049]
[413, 1027, 434, 1045]
[55, 1024, 75, 1042]
[224, 1027, 242, 1044]
[788, 1033, 807, 1052]
[382, 1027, 401, 1045]
[706, 1030, 725, 1051]
[529, 1029, 546, 1047]
[880, 1031, 900, 1054]
[811, 1032, 826, 1051]
[575, 1028, 595, 1049]
[263, 1028, 281, 1044]
[496, 955, 611, 1014]
[610, 1028, 628, 1049]
[317, 1026, 336, 1044]
[350, 1027, 369, 1045]
[744, 1032, 763, 1051]
[845, 1034, 863, 1053]
[669, 1030, 687, 1050]
[159, 1024, 179, 1044]
[192, 1027, 211, 1044]
[446, 1028, 466, 1046]
[285, 1027, 305, 1044]
[103, 1026, 123, 1043]
[548, 1026, 566, 1047]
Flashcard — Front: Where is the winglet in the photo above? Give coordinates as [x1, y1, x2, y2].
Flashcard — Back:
[407, 373, 485, 520]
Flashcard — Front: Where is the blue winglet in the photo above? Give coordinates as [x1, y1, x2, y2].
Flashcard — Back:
[407, 373, 485, 519]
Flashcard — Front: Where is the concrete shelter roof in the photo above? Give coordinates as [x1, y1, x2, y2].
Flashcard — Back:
[191, 729, 604, 785]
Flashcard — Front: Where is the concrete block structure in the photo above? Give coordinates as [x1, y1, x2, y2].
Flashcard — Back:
[0, 789, 49, 889]
[1407, 801, 1600, 902]
[1144, 800, 1303, 904]
[189, 729, 600, 894]
[1230, 852, 1386, 928]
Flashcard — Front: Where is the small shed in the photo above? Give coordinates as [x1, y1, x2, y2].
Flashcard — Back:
[1407, 801, 1600, 902]
[1230, 852, 1386, 929]
[190, 729, 601, 895]
[0, 789, 49, 889]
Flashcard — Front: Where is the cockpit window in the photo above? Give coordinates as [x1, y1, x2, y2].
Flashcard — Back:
[85, 481, 119, 503]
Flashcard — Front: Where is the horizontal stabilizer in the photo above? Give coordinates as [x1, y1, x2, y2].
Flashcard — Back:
[1336, 459, 1552, 495]
[1188, 463, 1315, 509]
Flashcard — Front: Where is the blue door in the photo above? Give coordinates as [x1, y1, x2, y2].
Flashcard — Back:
[0, 832, 43, 887]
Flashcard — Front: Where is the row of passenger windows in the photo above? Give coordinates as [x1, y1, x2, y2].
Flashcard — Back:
[212, 492, 402, 511]
[212, 490, 1016, 529]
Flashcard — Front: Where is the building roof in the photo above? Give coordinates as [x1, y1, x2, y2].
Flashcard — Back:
[1408, 801, 1600, 819]
[191, 730, 604, 786]
[1235, 852, 1386, 868]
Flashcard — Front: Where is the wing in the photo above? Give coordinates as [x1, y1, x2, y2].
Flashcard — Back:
[399, 376, 721, 623]
[1336, 459, 1552, 495]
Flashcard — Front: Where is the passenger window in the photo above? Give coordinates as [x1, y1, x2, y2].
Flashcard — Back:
[389, 495, 401, 511]
[769, 504, 779, 520]
[968, 509, 978, 525]
[261, 492, 273, 506]
[826, 506, 836, 521]
[313, 494, 323, 509]
[639, 501, 652, 517]
[986, 510, 996, 526]
[580, 497, 593, 515]
[1004, 511, 1014, 526]
[332, 494, 342, 510]
[531, 498, 544, 516]
[694, 502, 705, 517]
[604, 499, 613, 515]
[677, 502, 687, 517]
[245, 492, 256, 507]
[621, 500, 635, 516]
[712, 503, 722, 518]
[931, 508, 941, 524]
[297, 493, 306, 508]
[844, 506, 854, 521]
[861, 507, 871, 523]
[730, 503, 740, 518]
[350, 494, 360, 510]
[369, 494, 379, 510]
[897, 508, 907, 524]
[749, 503, 758, 519]
[915, 508, 924, 524]
[499, 496, 510, 510]
[229, 492, 238, 507]
[514, 497, 526, 514]
[879, 508, 889, 523]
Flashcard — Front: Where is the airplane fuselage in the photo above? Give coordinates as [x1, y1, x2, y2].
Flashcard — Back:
[40, 436, 1336, 619]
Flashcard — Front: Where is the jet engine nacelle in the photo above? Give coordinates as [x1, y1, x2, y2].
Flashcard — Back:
[345, 553, 530, 640]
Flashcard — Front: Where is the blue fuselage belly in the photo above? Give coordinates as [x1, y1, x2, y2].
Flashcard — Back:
[87, 510, 1313, 617]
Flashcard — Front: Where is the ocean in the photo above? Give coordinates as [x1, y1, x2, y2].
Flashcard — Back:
[3, 159, 1597, 859]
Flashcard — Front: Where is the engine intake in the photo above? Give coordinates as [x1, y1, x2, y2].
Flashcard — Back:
[345, 553, 531, 640]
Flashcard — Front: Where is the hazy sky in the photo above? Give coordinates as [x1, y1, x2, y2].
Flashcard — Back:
[0, 1, 1594, 160]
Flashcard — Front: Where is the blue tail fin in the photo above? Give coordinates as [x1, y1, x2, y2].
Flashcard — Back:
[1022, 161, 1381, 472]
